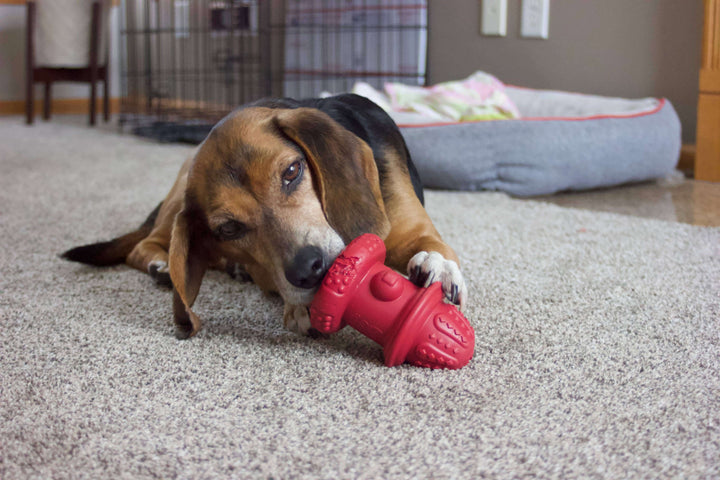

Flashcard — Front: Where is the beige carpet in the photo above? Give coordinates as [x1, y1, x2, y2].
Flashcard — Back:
[1, 116, 719, 479]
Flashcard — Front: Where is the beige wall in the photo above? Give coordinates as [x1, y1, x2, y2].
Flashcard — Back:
[428, 0, 703, 143]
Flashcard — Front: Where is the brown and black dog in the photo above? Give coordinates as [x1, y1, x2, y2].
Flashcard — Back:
[63, 94, 466, 339]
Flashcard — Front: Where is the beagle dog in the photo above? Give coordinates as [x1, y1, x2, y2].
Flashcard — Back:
[63, 94, 466, 339]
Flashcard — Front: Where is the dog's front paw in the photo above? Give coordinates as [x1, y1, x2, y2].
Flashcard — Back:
[407, 251, 467, 308]
[283, 304, 313, 335]
[148, 260, 172, 288]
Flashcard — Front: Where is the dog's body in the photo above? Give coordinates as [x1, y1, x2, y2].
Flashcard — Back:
[64, 94, 466, 338]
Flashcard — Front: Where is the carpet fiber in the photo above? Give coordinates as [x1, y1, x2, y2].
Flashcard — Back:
[1, 117, 718, 479]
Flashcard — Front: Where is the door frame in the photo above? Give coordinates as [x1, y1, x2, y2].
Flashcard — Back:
[696, 0, 720, 181]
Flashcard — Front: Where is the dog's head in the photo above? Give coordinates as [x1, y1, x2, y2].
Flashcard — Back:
[169, 106, 390, 338]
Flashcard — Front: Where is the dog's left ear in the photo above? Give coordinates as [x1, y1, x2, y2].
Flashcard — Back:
[168, 199, 212, 339]
[274, 108, 390, 243]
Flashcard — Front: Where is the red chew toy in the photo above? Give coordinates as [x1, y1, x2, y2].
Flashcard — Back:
[309, 234, 475, 369]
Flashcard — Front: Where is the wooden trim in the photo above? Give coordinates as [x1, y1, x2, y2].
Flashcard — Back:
[700, 70, 720, 93]
[696, 0, 720, 182]
[679, 144, 696, 174]
[702, 0, 720, 70]
[0, 98, 120, 116]
[696, 93, 720, 181]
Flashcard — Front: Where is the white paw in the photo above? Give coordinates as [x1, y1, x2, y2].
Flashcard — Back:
[148, 259, 168, 273]
[148, 260, 172, 287]
[407, 251, 467, 309]
[283, 304, 312, 335]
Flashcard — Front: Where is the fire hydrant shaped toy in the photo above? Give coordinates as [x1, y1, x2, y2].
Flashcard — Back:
[309, 234, 475, 369]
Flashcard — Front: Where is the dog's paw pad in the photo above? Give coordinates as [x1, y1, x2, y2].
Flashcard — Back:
[148, 260, 172, 288]
[283, 304, 313, 336]
[407, 251, 467, 308]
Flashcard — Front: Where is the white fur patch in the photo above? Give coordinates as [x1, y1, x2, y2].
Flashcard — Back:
[283, 303, 312, 335]
[407, 251, 467, 309]
[148, 260, 169, 274]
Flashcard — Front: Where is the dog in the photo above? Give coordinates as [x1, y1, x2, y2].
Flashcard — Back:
[63, 94, 466, 339]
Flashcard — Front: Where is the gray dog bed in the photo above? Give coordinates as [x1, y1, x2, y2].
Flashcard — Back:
[398, 87, 681, 196]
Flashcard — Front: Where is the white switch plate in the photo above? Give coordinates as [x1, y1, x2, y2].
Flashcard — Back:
[521, 0, 550, 39]
[481, 0, 507, 37]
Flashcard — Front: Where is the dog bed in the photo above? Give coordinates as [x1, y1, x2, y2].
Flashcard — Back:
[392, 86, 681, 196]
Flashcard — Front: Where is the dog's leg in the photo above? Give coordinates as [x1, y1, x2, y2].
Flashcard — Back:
[127, 235, 172, 287]
[381, 160, 467, 308]
[124, 201, 180, 288]
[126, 159, 192, 287]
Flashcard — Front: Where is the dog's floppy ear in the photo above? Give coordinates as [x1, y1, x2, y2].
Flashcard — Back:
[274, 108, 390, 243]
[168, 200, 211, 339]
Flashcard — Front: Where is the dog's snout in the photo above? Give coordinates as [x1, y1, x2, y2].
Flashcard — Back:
[285, 246, 327, 289]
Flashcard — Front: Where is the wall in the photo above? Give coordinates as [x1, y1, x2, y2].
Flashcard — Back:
[0, 3, 121, 107]
[1, 0, 704, 144]
[428, 0, 703, 143]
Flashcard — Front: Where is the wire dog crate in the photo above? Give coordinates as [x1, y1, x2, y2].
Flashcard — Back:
[120, 0, 428, 142]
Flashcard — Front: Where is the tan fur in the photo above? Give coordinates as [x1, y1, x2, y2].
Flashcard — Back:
[380, 147, 459, 271]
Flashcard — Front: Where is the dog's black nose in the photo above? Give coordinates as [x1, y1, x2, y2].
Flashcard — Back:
[285, 246, 327, 289]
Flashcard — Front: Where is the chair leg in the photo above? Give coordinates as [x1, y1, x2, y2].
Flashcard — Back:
[43, 82, 51, 120]
[25, 2, 35, 125]
[103, 75, 110, 122]
[26, 74, 34, 125]
[103, 29, 110, 122]
[90, 80, 97, 126]
[89, 0, 100, 126]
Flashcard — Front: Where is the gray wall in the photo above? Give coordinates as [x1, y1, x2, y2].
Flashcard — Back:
[428, 0, 703, 143]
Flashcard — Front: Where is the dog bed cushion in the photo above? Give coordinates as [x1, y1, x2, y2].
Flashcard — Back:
[395, 86, 681, 196]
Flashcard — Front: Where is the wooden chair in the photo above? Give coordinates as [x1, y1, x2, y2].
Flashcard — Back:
[25, 0, 110, 126]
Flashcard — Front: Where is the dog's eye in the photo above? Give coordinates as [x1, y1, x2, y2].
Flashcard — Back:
[282, 160, 303, 190]
[216, 220, 247, 241]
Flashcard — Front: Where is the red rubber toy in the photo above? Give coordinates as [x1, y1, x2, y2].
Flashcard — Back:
[309, 234, 475, 369]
